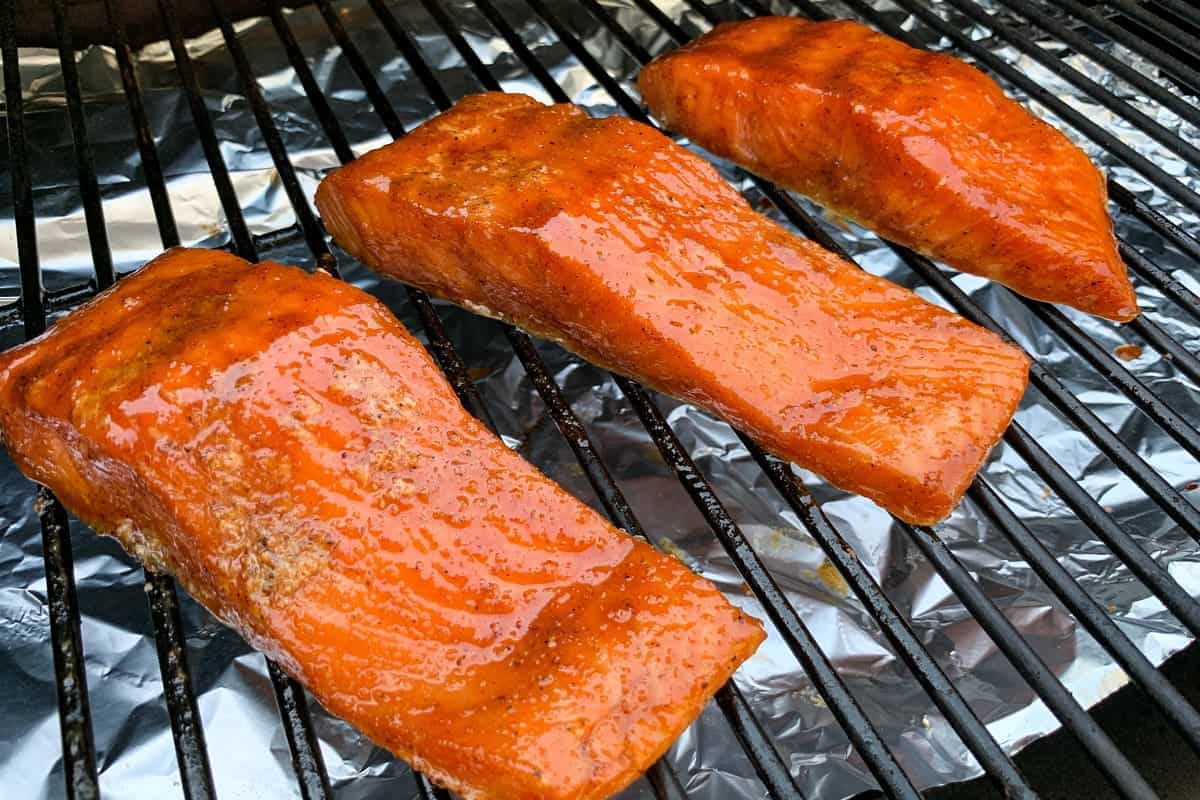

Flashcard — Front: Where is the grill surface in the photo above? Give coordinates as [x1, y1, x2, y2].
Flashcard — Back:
[1, 0, 1199, 798]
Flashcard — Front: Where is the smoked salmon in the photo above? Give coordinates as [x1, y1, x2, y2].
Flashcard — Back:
[314, 92, 1031, 524]
[0, 247, 765, 800]
[637, 17, 1139, 322]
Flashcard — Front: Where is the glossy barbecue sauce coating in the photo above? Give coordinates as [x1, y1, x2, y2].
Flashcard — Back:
[0, 248, 764, 800]
[316, 92, 1031, 524]
[638, 17, 1139, 322]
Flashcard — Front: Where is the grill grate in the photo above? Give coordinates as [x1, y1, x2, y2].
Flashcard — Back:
[2, 0, 1200, 798]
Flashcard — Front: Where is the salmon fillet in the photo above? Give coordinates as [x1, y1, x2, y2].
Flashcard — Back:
[637, 17, 1138, 322]
[314, 92, 1031, 524]
[0, 247, 764, 800]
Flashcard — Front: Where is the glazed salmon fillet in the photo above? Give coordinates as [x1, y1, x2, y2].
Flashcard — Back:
[638, 17, 1139, 322]
[315, 92, 1031, 524]
[0, 247, 764, 800]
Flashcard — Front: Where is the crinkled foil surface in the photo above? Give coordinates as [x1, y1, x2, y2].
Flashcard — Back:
[2, 0, 1199, 798]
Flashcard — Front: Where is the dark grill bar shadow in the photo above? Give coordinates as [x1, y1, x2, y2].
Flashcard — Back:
[2, 2, 99, 799]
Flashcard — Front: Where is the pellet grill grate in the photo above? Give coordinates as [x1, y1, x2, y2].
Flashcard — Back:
[1, 0, 1199, 798]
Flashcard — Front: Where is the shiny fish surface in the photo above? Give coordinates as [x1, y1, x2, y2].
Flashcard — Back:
[0, 247, 765, 800]
[315, 92, 1031, 525]
[638, 17, 1139, 322]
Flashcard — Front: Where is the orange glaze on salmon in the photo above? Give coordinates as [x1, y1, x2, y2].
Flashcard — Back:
[314, 92, 1031, 524]
[638, 17, 1139, 322]
[0, 247, 764, 800]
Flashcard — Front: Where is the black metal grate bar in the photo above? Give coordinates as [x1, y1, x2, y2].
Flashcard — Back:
[143, 574, 217, 800]
[850, 0, 1200, 220]
[1107, 0, 1200, 55]
[744, 439, 1160, 800]
[410, 0, 492, 100]
[628, 0, 700, 34]
[154, 0, 255, 255]
[1125, 315, 1200, 386]
[1037, 304, 1200, 456]
[264, 659, 333, 800]
[616, 375, 924, 798]
[466, 0, 568, 102]
[1146, 0, 1200, 25]
[713, 680, 812, 799]
[34, 490, 101, 800]
[2, 0, 45, 339]
[2, 5, 99, 800]
[49, 0, 114, 288]
[1099, 0, 1200, 89]
[901, 516, 1161, 794]
[102, 0, 179, 248]
[1048, 0, 1200, 94]
[965, 0, 1200, 148]
[1015, 416, 1200, 625]
[1107, 184, 1200, 273]
[208, 0, 328, 257]
[1143, 0, 1200, 52]
[965, 479, 1200, 751]
[54, 1, 222, 794]
[1116, 239, 1200, 325]
[263, 2, 347, 162]
[415, 772, 453, 800]
[365, 0, 453, 115]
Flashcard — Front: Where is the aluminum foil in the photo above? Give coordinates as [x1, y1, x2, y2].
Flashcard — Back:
[2, 0, 1199, 798]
